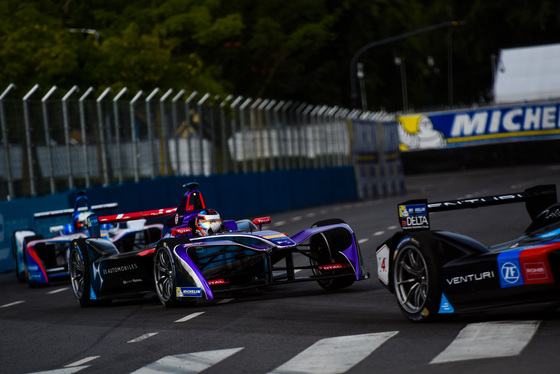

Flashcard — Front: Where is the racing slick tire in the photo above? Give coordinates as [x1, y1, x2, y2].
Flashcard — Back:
[310, 219, 355, 290]
[154, 239, 195, 308]
[392, 233, 442, 323]
[69, 239, 110, 307]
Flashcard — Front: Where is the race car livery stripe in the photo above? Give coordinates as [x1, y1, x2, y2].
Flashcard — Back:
[497, 243, 559, 287]
[519, 243, 557, 285]
[497, 250, 524, 288]
[26, 245, 48, 283]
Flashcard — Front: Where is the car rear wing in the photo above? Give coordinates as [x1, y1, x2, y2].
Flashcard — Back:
[34, 203, 119, 219]
[398, 184, 557, 232]
[98, 207, 177, 224]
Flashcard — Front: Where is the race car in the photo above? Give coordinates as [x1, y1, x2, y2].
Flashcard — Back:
[68, 182, 369, 307]
[376, 184, 560, 322]
[12, 194, 163, 286]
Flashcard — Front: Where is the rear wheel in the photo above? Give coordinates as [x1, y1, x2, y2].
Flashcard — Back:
[310, 219, 355, 290]
[392, 234, 441, 322]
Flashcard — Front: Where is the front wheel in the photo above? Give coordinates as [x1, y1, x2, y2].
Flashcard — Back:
[69, 240, 97, 307]
[310, 219, 355, 290]
[154, 241, 195, 307]
[392, 234, 441, 322]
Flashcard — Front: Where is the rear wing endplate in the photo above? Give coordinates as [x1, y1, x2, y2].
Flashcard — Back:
[398, 184, 557, 232]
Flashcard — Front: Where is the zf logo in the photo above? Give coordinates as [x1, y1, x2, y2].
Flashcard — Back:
[501, 262, 520, 284]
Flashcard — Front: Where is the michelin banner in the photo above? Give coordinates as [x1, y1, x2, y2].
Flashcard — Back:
[398, 102, 560, 151]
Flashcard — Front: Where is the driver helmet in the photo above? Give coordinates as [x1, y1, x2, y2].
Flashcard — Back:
[74, 211, 93, 231]
[195, 209, 222, 236]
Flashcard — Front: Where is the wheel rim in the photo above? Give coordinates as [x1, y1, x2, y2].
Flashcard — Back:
[394, 245, 429, 314]
[155, 248, 174, 302]
[70, 249, 85, 299]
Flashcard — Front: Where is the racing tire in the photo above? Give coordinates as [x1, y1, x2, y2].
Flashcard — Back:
[154, 240, 195, 308]
[392, 233, 441, 323]
[69, 240, 99, 307]
[310, 219, 355, 290]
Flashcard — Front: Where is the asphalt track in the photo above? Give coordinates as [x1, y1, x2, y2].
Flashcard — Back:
[1, 164, 560, 374]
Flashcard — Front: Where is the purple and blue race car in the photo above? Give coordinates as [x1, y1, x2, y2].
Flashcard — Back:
[69, 182, 369, 307]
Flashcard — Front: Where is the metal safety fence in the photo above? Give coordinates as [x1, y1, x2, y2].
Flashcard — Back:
[0, 84, 399, 200]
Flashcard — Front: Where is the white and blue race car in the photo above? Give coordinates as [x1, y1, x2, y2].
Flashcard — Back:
[12, 194, 163, 286]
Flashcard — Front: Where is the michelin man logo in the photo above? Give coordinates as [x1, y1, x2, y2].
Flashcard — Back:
[398, 114, 447, 150]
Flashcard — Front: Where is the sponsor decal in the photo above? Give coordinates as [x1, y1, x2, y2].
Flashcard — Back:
[176, 287, 202, 297]
[376, 244, 390, 285]
[123, 278, 142, 285]
[501, 262, 521, 284]
[446, 271, 495, 285]
[253, 217, 271, 225]
[438, 293, 454, 314]
[498, 251, 524, 288]
[171, 227, 192, 236]
[208, 279, 229, 286]
[398, 104, 560, 150]
[103, 263, 138, 276]
[497, 255, 524, 288]
[318, 263, 350, 271]
[523, 262, 549, 281]
[264, 234, 287, 240]
[399, 203, 429, 231]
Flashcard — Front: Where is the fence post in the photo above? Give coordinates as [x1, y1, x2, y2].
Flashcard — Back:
[145, 88, 160, 178]
[79, 87, 94, 187]
[96, 87, 112, 186]
[249, 99, 262, 172]
[113, 87, 127, 184]
[229, 96, 243, 174]
[264, 99, 276, 171]
[171, 90, 185, 176]
[220, 95, 233, 174]
[197, 93, 210, 175]
[159, 88, 173, 176]
[185, 91, 198, 176]
[62, 85, 79, 190]
[272, 100, 285, 170]
[239, 98, 252, 173]
[281, 101, 293, 169]
[326, 106, 338, 167]
[41, 86, 58, 194]
[23, 84, 40, 196]
[129, 90, 143, 182]
[257, 99, 269, 171]
[0, 84, 16, 199]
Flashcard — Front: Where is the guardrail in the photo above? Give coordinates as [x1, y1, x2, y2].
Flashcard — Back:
[0, 84, 400, 200]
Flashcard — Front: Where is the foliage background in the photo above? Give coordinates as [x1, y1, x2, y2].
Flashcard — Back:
[1, 0, 559, 112]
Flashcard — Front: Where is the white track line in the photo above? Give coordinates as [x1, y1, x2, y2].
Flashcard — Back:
[1, 300, 24, 308]
[130, 347, 244, 374]
[64, 356, 100, 367]
[431, 321, 540, 364]
[47, 287, 69, 295]
[128, 333, 159, 343]
[269, 331, 398, 374]
[174, 311, 205, 323]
